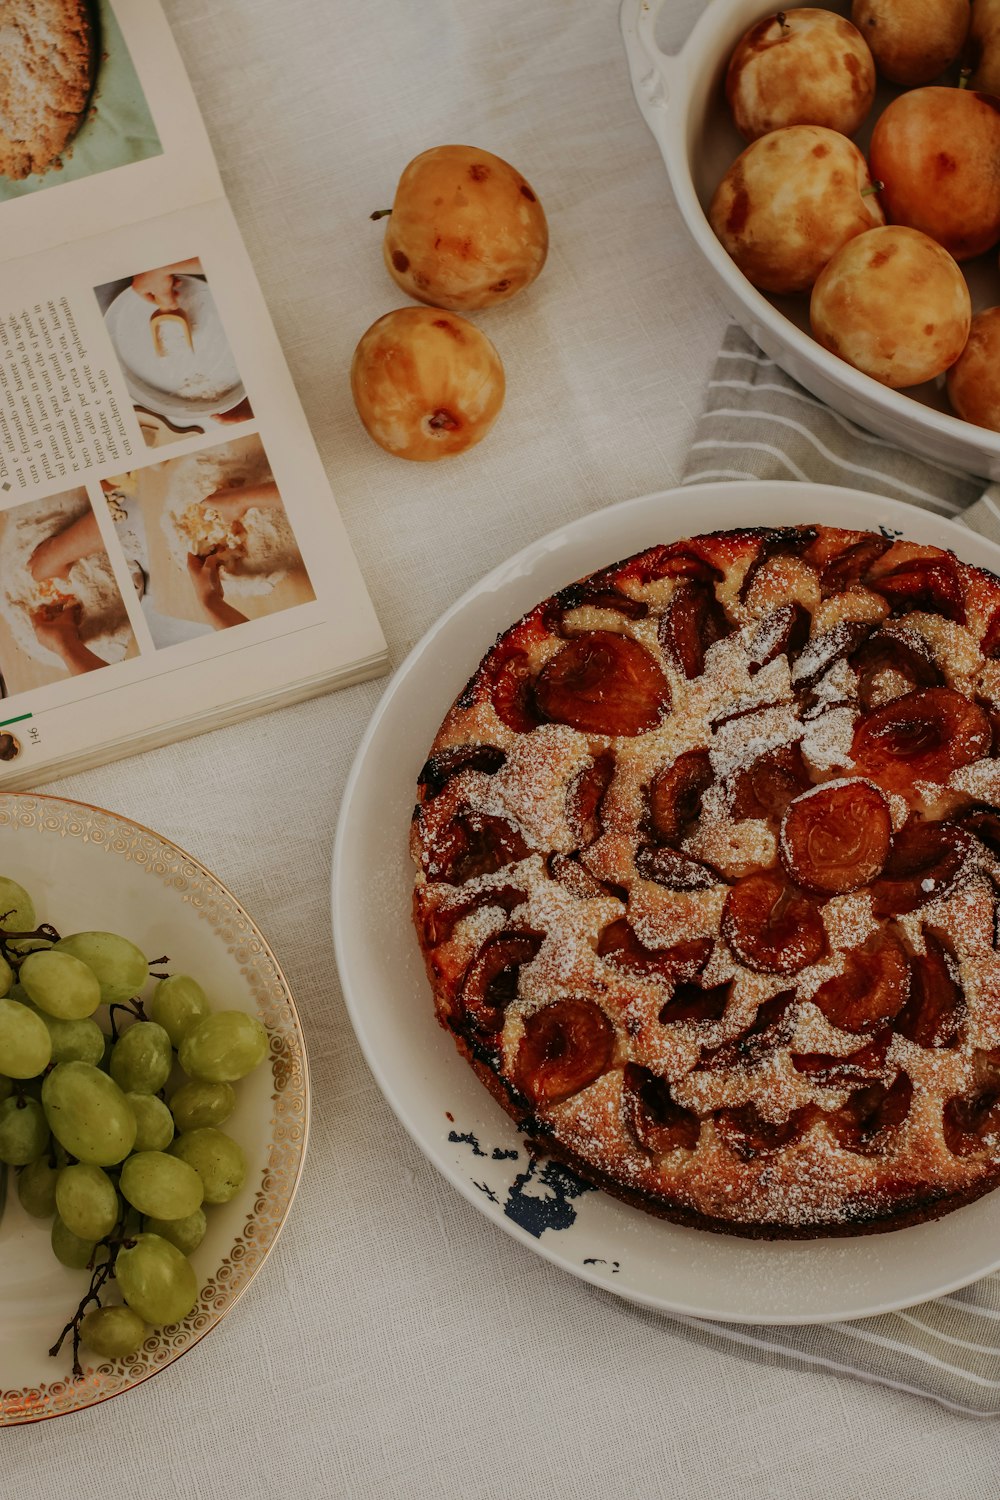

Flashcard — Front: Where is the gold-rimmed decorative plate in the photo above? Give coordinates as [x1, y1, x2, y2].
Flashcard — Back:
[0, 793, 309, 1425]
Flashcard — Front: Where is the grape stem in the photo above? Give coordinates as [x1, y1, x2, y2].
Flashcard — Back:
[108, 998, 146, 1044]
[0, 921, 61, 969]
[48, 1251, 116, 1379]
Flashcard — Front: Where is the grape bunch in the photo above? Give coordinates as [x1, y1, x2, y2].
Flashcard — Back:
[0, 874, 269, 1376]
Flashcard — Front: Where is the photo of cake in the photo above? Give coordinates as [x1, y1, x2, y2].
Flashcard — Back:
[411, 524, 1000, 1239]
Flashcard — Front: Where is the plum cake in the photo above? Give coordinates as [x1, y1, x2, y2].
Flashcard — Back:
[410, 524, 1000, 1237]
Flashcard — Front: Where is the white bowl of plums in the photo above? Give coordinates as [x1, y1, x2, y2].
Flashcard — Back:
[621, 0, 1000, 479]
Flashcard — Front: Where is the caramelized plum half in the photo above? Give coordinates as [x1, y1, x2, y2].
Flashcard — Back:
[512, 998, 615, 1107]
[659, 581, 733, 680]
[896, 932, 964, 1049]
[418, 743, 506, 799]
[534, 632, 670, 737]
[722, 872, 826, 975]
[779, 780, 891, 895]
[868, 556, 966, 624]
[829, 1072, 913, 1155]
[851, 630, 943, 711]
[421, 882, 527, 947]
[851, 687, 991, 791]
[621, 1062, 700, 1154]
[817, 532, 891, 594]
[427, 809, 531, 885]
[714, 1103, 816, 1160]
[566, 750, 615, 846]
[659, 978, 733, 1025]
[697, 989, 796, 1070]
[730, 741, 811, 823]
[747, 604, 810, 675]
[635, 845, 722, 892]
[597, 919, 712, 984]
[871, 819, 972, 917]
[485, 641, 540, 733]
[811, 935, 909, 1033]
[942, 1051, 1000, 1156]
[460, 929, 544, 1033]
[646, 749, 713, 845]
[791, 1027, 892, 1085]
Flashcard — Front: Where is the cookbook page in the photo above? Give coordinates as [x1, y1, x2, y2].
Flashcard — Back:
[0, 0, 221, 263]
[0, 197, 386, 786]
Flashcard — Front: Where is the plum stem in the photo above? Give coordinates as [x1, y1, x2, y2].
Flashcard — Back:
[861, 181, 884, 199]
[369, 208, 392, 221]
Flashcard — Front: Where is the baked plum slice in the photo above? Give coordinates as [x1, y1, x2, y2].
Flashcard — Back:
[635, 844, 722, 891]
[418, 743, 506, 799]
[714, 1103, 817, 1160]
[483, 640, 541, 733]
[645, 749, 714, 845]
[630, 542, 723, 585]
[871, 819, 973, 917]
[746, 604, 810, 675]
[867, 554, 966, 624]
[722, 871, 826, 975]
[779, 780, 892, 895]
[546, 852, 627, 903]
[659, 977, 733, 1025]
[426, 808, 531, 885]
[543, 578, 649, 634]
[850, 630, 943, 711]
[851, 687, 991, 792]
[829, 1072, 913, 1155]
[793, 620, 873, 692]
[737, 526, 817, 603]
[512, 998, 615, 1107]
[659, 581, 734, 679]
[459, 929, 544, 1033]
[566, 750, 616, 846]
[597, 919, 712, 984]
[981, 607, 1000, 660]
[730, 741, 811, 823]
[621, 1063, 701, 1154]
[420, 882, 527, 946]
[942, 1051, 1000, 1156]
[811, 935, 910, 1033]
[953, 805, 1000, 859]
[791, 1027, 893, 1085]
[534, 631, 670, 736]
[697, 989, 796, 1070]
[896, 931, 964, 1049]
[815, 532, 892, 595]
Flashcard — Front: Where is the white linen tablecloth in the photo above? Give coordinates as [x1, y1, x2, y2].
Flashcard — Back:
[7, 1, 1000, 1494]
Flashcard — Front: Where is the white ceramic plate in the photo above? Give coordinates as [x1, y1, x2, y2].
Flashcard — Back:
[0, 794, 309, 1424]
[333, 479, 1000, 1325]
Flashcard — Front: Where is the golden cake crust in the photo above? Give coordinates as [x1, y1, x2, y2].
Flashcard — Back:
[0, 0, 95, 181]
[411, 524, 1000, 1238]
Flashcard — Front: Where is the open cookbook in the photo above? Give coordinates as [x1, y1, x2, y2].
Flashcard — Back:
[0, 0, 387, 787]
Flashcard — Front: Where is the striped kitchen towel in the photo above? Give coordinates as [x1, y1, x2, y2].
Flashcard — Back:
[674, 323, 1000, 1417]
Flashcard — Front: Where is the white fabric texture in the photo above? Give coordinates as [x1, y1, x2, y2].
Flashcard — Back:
[6, 1, 1000, 1497]
[679, 324, 1000, 1417]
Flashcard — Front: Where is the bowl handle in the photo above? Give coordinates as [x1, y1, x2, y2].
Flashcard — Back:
[619, 0, 683, 124]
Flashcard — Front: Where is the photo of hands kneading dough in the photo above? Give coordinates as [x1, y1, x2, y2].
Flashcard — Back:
[105, 434, 314, 647]
[0, 487, 138, 691]
[96, 259, 253, 448]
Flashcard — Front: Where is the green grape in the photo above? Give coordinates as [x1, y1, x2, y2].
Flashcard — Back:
[110, 1022, 172, 1095]
[148, 975, 209, 1048]
[0, 953, 11, 998]
[0, 876, 36, 936]
[42, 1062, 137, 1166]
[144, 1207, 207, 1255]
[0, 1075, 12, 1104]
[119, 1150, 203, 1220]
[127, 1093, 174, 1152]
[34, 1010, 106, 1067]
[178, 1011, 268, 1083]
[169, 1080, 236, 1133]
[115, 1233, 199, 1326]
[79, 1304, 146, 1359]
[20, 949, 101, 1021]
[0, 1094, 48, 1164]
[55, 1162, 120, 1241]
[170, 1127, 246, 1204]
[17, 1153, 60, 1217]
[54, 931, 148, 1006]
[51, 1214, 97, 1270]
[0, 998, 51, 1078]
